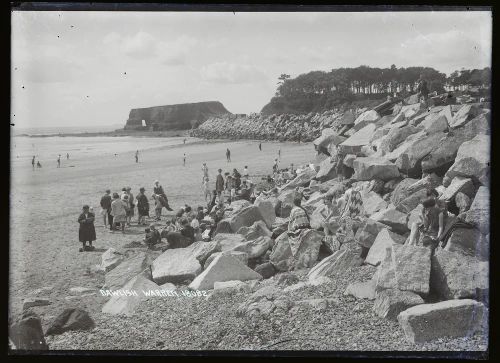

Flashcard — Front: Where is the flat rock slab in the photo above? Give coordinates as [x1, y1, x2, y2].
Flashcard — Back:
[46, 308, 95, 336]
[308, 248, 360, 281]
[355, 218, 389, 249]
[189, 254, 262, 291]
[102, 274, 159, 316]
[104, 252, 150, 291]
[213, 233, 246, 251]
[431, 249, 489, 300]
[22, 298, 51, 311]
[99, 248, 125, 272]
[439, 177, 475, 201]
[373, 247, 397, 291]
[365, 228, 406, 266]
[397, 299, 486, 344]
[205, 251, 249, 268]
[353, 157, 400, 181]
[465, 186, 490, 235]
[151, 241, 221, 285]
[231, 236, 272, 259]
[344, 280, 376, 300]
[392, 245, 431, 296]
[373, 288, 424, 321]
[371, 208, 409, 235]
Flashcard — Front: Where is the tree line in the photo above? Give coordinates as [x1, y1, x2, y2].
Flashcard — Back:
[261, 65, 491, 115]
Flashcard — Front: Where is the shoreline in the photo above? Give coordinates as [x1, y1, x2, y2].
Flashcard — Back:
[14, 129, 190, 138]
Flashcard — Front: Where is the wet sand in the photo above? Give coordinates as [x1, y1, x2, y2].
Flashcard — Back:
[9, 138, 315, 323]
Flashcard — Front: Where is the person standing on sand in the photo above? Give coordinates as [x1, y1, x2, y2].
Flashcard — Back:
[135, 150, 139, 163]
[57, 155, 61, 168]
[226, 148, 231, 162]
[215, 169, 224, 203]
[125, 187, 135, 226]
[32, 156, 35, 170]
[202, 163, 209, 182]
[278, 148, 281, 159]
[183, 153, 186, 166]
[153, 180, 173, 211]
[100, 189, 112, 228]
[136, 187, 149, 225]
[184, 138, 186, 144]
[243, 165, 249, 181]
[259, 143, 262, 151]
[202, 177, 211, 204]
[111, 193, 126, 232]
[78, 205, 96, 252]
[67, 153, 69, 160]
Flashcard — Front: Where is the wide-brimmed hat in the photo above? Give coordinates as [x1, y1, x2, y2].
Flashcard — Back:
[140, 187, 145, 192]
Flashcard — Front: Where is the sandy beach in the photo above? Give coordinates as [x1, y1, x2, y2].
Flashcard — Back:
[9, 137, 315, 324]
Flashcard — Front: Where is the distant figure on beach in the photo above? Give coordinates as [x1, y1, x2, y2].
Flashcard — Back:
[298, 134, 301, 143]
[32, 156, 35, 170]
[183, 153, 186, 166]
[273, 159, 279, 174]
[226, 148, 231, 162]
[57, 155, 61, 168]
[136, 187, 149, 225]
[202, 163, 209, 181]
[111, 193, 126, 232]
[202, 177, 211, 204]
[183, 138, 186, 144]
[78, 205, 96, 252]
[243, 165, 249, 181]
[100, 189, 112, 228]
[259, 143, 262, 151]
[66, 153, 69, 160]
[135, 150, 139, 163]
[37, 161, 42, 168]
[278, 148, 281, 159]
[215, 169, 224, 202]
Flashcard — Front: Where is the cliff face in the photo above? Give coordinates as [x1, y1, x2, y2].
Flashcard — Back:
[124, 101, 231, 130]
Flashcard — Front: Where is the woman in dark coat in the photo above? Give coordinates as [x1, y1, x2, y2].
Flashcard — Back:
[136, 187, 149, 225]
[78, 205, 96, 252]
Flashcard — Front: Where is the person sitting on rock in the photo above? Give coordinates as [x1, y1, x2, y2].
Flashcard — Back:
[235, 179, 252, 201]
[144, 224, 161, 249]
[407, 197, 447, 248]
[160, 219, 176, 239]
[287, 192, 311, 257]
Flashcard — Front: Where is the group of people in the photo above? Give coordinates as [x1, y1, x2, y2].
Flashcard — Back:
[31, 153, 70, 170]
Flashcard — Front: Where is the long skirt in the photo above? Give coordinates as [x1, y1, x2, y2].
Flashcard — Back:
[79, 224, 96, 242]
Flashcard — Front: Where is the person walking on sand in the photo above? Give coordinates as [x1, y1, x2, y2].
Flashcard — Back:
[66, 153, 69, 160]
[135, 150, 139, 163]
[32, 156, 35, 170]
[136, 187, 149, 225]
[278, 148, 281, 159]
[111, 193, 126, 232]
[57, 155, 61, 168]
[226, 148, 231, 162]
[215, 169, 224, 203]
[183, 138, 186, 144]
[183, 153, 186, 166]
[78, 205, 96, 252]
[259, 143, 262, 151]
[100, 189, 112, 228]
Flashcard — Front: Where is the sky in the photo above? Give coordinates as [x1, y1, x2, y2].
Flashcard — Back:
[11, 10, 492, 129]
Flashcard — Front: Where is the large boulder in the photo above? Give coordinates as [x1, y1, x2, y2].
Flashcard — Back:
[205, 251, 248, 268]
[390, 178, 419, 205]
[212, 233, 246, 251]
[224, 200, 252, 218]
[394, 188, 428, 214]
[228, 205, 266, 233]
[231, 236, 272, 259]
[430, 249, 488, 300]
[439, 177, 475, 202]
[102, 273, 159, 316]
[380, 125, 420, 154]
[365, 228, 406, 266]
[391, 245, 431, 296]
[316, 157, 338, 182]
[354, 218, 388, 249]
[237, 220, 272, 241]
[99, 248, 125, 272]
[362, 191, 388, 216]
[421, 113, 490, 172]
[254, 262, 276, 279]
[371, 208, 409, 234]
[444, 228, 488, 260]
[397, 299, 487, 343]
[444, 135, 490, 187]
[280, 168, 317, 191]
[214, 218, 232, 234]
[338, 123, 377, 155]
[253, 197, 276, 228]
[419, 113, 449, 134]
[104, 252, 151, 291]
[9, 311, 48, 350]
[449, 103, 483, 128]
[188, 254, 262, 290]
[352, 157, 400, 181]
[308, 248, 360, 281]
[395, 131, 447, 173]
[45, 308, 95, 335]
[465, 186, 490, 235]
[373, 289, 424, 321]
[407, 204, 423, 230]
[353, 109, 380, 130]
[151, 241, 220, 284]
[270, 230, 323, 271]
